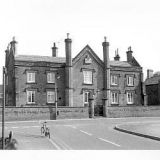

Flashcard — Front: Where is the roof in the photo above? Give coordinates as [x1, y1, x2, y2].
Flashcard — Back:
[15, 55, 66, 63]
[145, 75, 160, 85]
[15, 45, 136, 68]
[110, 61, 132, 67]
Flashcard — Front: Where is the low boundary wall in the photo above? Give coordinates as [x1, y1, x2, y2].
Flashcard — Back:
[0, 106, 89, 121]
[1, 105, 160, 121]
[106, 106, 160, 118]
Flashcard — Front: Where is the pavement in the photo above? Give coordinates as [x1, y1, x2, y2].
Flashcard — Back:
[115, 120, 160, 141]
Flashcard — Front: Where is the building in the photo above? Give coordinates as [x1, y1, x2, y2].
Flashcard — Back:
[5, 35, 143, 116]
[145, 70, 160, 105]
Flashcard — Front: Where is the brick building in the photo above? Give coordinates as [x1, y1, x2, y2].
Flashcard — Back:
[144, 70, 160, 105]
[5, 36, 143, 116]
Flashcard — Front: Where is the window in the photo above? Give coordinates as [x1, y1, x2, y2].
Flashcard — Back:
[47, 91, 55, 103]
[111, 92, 119, 104]
[127, 76, 134, 86]
[47, 72, 55, 83]
[27, 72, 35, 83]
[83, 91, 90, 106]
[83, 70, 93, 84]
[111, 75, 118, 85]
[127, 92, 134, 104]
[27, 91, 35, 104]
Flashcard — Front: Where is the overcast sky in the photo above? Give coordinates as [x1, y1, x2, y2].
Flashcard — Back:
[0, 0, 160, 83]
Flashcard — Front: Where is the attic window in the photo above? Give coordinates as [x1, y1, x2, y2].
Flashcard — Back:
[84, 55, 92, 64]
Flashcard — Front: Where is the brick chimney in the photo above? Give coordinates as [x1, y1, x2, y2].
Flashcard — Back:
[126, 46, 133, 63]
[65, 33, 73, 107]
[147, 69, 153, 79]
[102, 36, 110, 107]
[114, 48, 120, 61]
[52, 42, 58, 57]
[10, 37, 17, 56]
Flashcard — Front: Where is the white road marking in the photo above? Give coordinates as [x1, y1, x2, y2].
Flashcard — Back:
[98, 137, 121, 147]
[31, 126, 39, 128]
[65, 125, 77, 129]
[21, 126, 30, 129]
[11, 127, 18, 129]
[79, 130, 92, 136]
[48, 138, 61, 150]
[50, 134, 72, 150]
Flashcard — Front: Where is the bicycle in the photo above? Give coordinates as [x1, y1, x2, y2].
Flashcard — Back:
[41, 121, 50, 138]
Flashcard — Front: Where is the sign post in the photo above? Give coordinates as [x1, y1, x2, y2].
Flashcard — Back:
[2, 67, 6, 149]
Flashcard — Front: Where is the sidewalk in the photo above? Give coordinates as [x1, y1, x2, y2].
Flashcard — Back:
[114, 122, 160, 141]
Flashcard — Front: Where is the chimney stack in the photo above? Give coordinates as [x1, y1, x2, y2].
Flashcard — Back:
[114, 48, 120, 61]
[64, 33, 73, 107]
[126, 46, 133, 63]
[147, 69, 153, 79]
[102, 36, 110, 109]
[10, 36, 17, 55]
[52, 42, 58, 57]
[65, 33, 72, 66]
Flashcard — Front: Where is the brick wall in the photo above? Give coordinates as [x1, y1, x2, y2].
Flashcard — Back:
[14, 62, 65, 107]
[0, 106, 89, 121]
[72, 51, 104, 107]
[110, 69, 143, 106]
[106, 106, 160, 118]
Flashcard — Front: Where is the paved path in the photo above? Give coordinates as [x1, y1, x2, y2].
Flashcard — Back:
[1, 117, 160, 149]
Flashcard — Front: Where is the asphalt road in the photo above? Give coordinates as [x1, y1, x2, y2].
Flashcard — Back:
[1, 117, 160, 150]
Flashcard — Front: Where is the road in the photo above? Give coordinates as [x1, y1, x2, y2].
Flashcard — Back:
[1, 117, 160, 150]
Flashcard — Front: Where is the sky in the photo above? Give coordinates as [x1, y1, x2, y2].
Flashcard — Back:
[0, 0, 160, 83]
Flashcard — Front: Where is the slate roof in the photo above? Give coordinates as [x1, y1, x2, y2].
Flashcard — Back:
[145, 75, 160, 85]
[15, 54, 133, 68]
[15, 55, 66, 63]
[110, 61, 132, 67]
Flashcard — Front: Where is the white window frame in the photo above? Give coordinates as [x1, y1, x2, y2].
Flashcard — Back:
[47, 91, 55, 103]
[111, 92, 119, 104]
[83, 70, 93, 84]
[47, 72, 55, 83]
[111, 75, 118, 86]
[27, 90, 35, 104]
[127, 76, 134, 86]
[127, 92, 134, 104]
[83, 91, 90, 106]
[27, 72, 35, 83]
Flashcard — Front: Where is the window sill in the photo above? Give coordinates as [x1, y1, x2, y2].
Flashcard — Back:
[126, 85, 134, 87]
[111, 103, 119, 106]
[46, 103, 55, 105]
[127, 103, 134, 105]
[26, 82, 36, 84]
[47, 82, 55, 84]
[26, 103, 37, 105]
[83, 83, 93, 86]
[111, 84, 119, 87]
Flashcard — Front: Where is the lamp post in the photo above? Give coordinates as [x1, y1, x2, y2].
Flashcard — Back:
[55, 75, 60, 120]
[2, 67, 6, 149]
